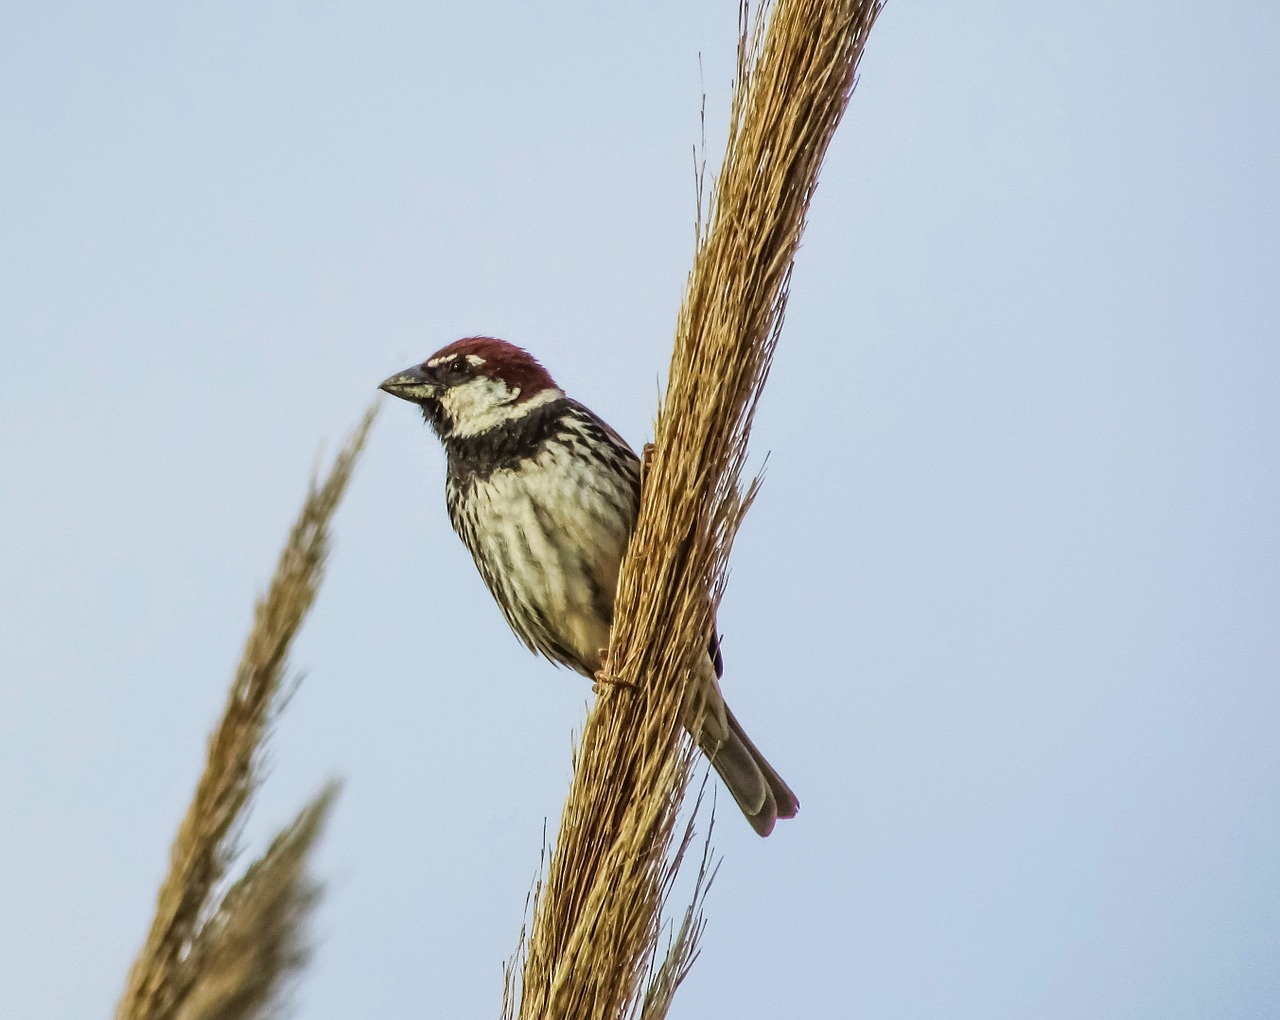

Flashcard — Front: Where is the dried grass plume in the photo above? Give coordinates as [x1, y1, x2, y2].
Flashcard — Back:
[115, 408, 376, 1020]
[509, 1, 882, 1018]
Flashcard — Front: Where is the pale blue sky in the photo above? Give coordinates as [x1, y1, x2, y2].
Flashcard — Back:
[2, 3, 1277, 1017]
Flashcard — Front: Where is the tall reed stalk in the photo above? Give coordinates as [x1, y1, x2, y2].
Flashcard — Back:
[509, 2, 882, 1018]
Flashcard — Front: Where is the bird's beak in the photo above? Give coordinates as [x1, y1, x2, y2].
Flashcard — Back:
[379, 365, 437, 402]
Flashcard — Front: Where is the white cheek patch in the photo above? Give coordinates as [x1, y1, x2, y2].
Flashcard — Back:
[441, 378, 564, 436]
[439, 376, 515, 435]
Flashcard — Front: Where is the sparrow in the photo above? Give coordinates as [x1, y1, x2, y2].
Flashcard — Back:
[380, 336, 798, 836]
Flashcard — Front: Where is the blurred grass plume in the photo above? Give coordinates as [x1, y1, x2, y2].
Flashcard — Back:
[115, 408, 377, 1020]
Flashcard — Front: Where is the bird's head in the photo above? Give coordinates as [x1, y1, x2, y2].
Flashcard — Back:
[379, 337, 564, 439]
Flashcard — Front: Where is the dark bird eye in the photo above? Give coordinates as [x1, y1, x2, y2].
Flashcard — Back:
[448, 359, 469, 379]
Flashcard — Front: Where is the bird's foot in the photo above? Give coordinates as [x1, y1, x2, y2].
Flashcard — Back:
[593, 660, 638, 696]
[639, 441, 656, 492]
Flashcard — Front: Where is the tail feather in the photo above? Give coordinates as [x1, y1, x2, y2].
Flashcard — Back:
[698, 704, 800, 838]
[682, 652, 799, 836]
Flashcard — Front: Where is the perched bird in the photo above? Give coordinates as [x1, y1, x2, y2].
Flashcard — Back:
[380, 337, 798, 836]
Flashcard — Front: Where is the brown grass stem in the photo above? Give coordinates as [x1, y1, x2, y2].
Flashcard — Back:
[510, 2, 881, 1018]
